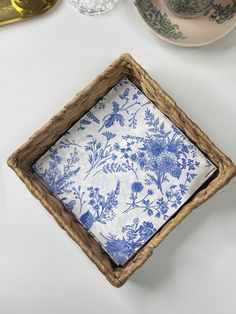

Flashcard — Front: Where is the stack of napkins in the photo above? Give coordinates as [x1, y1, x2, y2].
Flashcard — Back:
[33, 77, 217, 265]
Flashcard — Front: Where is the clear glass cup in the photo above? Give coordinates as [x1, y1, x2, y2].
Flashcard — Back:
[68, 0, 118, 16]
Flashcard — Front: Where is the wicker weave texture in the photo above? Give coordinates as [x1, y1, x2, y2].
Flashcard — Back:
[8, 54, 236, 287]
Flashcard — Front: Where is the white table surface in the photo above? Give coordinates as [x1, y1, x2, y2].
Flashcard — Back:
[1, 1, 236, 313]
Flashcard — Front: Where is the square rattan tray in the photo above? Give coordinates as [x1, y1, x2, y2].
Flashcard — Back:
[8, 53, 236, 287]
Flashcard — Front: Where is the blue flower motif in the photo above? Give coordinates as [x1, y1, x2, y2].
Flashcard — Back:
[80, 180, 120, 230]
[32, 147, 81, 211]
[123, 176, 194, 219]
[118, 109, 201, 194]
[111, 154, 117, 161]
[156, 198, 168, 214]
[130, 153, 137, 161]
[147, 209, 153, 216]
[166, 142, 180, 153]
[89, 199, 95, 206]
[144, 139, 165, 156]
[156, 151, 180, 177]
[131, 182, 144, 193]
[138, 159, 146, 168]
[102, 131, 116, 141]
[139, 221, 155, 238]
[102, 218, 157, 265]
[139, 152, 145, 158]
[114, 143, 120, 151]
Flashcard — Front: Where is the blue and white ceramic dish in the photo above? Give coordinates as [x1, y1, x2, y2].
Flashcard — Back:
[32, 77, 217, 265]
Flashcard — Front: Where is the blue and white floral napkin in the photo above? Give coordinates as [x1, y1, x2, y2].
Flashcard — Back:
[33, 77, 217, 265]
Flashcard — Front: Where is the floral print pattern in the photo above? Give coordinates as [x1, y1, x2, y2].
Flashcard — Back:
[32, 77, 217, 265]
[102, 218, 157, 265]
[135, 0, 236, 44]
[80, 180, 120, 230]
[134, 0, 186, 40]
[204, 1, 236, 24]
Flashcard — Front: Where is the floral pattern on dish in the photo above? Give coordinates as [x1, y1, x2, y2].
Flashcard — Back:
[134, 0, 236, 47]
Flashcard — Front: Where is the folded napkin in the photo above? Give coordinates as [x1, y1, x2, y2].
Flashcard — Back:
[33, 77, 217, 265]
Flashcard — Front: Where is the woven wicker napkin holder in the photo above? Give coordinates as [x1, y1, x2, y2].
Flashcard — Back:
[8, 53, 236, 287]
